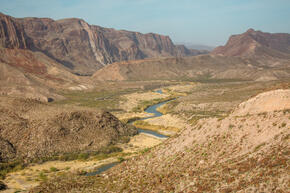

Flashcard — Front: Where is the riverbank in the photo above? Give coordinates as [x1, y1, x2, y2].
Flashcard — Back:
[2, 132, 164, 192]
[2, 87, 182, 192]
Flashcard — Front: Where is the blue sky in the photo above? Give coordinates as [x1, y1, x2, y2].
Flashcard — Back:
[0, 0, 289, 46]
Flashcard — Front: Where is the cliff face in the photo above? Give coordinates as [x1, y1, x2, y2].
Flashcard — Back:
[212, 29, 290, 59]
[0, 13, 199, 75]
[0, 13, 30, 49]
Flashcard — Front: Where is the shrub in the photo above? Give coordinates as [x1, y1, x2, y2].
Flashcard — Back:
[50, 167, 59, 172]
[118, 157, 125, 162]
[38, 172, 47, 181]
[78, 153, 89, 160]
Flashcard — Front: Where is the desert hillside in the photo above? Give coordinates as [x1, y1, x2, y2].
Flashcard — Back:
[0, 97, 137, 163]
[31, 89, 290, 192]
[213, 29, 290, 61]
[92, 54, 290, 81]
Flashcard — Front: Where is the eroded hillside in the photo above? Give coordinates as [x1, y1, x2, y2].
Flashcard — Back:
[0, 97, 137, 163]
[31, 89, 290, 193]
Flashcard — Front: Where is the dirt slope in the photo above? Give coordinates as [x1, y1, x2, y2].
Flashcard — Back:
[31, 89, 290, 192]
[92, 55, 290, 81]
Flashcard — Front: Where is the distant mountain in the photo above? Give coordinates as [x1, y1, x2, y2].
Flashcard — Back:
[212, 29, 290, 59]
[176, 43, 215, 51]
[92, 55, 290, 81]
[0, 12, 203, 75]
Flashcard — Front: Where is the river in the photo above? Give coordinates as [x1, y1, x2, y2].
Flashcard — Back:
[86, 89, 171, 176]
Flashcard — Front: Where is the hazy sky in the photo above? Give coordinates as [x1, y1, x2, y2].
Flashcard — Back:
[1, 0, 289, 46]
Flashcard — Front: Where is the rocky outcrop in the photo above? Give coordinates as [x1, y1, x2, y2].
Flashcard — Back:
[0, 97, 137, 162]
[0, 137, 16, 162]
[0, 12, 201, 75]
[212, 29, 290, 59]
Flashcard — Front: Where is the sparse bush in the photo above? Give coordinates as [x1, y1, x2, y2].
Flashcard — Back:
[0, 181, 7, 190]
[50, 167, 59, 172]
[229, 124, 234, 129]
[38, 172, 47, 181]
[118, 157, 125, 162]
[0, 161, 25, 179]
[78, 153, 89, 160]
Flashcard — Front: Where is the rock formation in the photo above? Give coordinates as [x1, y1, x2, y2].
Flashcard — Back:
[0, 97, 137, 162]
[212, 28, 290, 60]
[0, 12, 201, 75]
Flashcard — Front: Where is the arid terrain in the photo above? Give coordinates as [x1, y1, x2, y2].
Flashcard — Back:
[0, 12, 289, 193]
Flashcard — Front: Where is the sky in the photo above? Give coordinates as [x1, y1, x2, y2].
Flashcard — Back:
[0, 0, 289, 46]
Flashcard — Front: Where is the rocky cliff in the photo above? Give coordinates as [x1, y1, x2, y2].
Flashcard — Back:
[0, 12, 200, 75]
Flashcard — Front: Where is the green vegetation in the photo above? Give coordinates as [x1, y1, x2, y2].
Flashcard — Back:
[38, 172, 48, 181]
[133, 120, 179, 134]
[118, 157, 125, 162]
[54, 88, 138, 110]
[254, 142, 266, 152]
[56, 146, 123, 162]
[132, 96, 176, 112]
[49, 167, 59, 172]
[0, 161, 24, 180]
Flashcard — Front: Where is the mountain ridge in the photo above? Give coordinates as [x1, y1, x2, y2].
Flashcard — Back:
[0, 12, 202, 75]
[212, 28, 290, 59]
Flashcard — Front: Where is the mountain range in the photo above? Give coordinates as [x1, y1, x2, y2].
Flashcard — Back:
[0, 12, 204, 75]
[0, 13, 290, 101]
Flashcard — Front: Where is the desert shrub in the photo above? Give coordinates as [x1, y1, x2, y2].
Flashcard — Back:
[0, 181, 7, 190]
[50, 167, 59, 172]
[0, 161, 24, 179]
[78, 153, 89, 160]
[38, 172, 47, 181]
[118, 157, 125, 162]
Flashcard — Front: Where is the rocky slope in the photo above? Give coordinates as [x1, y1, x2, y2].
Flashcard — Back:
[212, 29, 290, 61]
[0, 97, 137, 162]
[0, 12, 200, 75]
[31, 89, 290, 192]
[92, 54, 290, 81]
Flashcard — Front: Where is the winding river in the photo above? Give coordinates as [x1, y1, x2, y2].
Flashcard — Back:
[86, 89, 171, 176]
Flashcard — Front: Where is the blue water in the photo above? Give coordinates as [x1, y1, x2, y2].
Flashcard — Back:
[86, 162, 118, 176]
[155, 89, 163, 94]
[136, 99, 173, 139]
[141, 100, 168, 120]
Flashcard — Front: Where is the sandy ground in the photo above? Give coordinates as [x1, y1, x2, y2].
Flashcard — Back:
[113, 111, 153, 121]
[119, 91, 169, 112]
[145, 114, 188, 130]
[164, 83, 197, 93]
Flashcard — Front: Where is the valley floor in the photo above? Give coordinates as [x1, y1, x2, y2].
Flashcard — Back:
[1, 79, 289, 192]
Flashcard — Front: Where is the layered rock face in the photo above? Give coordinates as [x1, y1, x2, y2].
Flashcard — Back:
[0, 13, 199, 75]
[212, 29, 290, 59]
